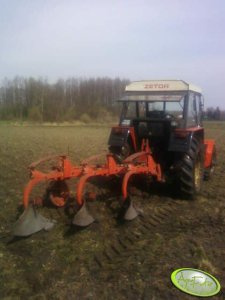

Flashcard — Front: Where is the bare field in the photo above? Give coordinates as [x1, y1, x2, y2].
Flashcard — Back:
[0, 122, 225, 299]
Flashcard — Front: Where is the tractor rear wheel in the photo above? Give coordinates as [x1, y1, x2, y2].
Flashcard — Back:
[176, 137, 204, 198]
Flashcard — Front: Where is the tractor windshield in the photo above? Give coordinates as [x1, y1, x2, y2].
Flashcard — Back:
[119, 92, 186, 123]
[148, 100, 184, 119]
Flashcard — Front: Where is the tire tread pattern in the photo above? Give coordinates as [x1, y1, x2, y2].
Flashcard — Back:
[178, 136, 203, 198]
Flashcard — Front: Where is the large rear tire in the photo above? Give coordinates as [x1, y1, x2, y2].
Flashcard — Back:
[176, 137, 204, 199]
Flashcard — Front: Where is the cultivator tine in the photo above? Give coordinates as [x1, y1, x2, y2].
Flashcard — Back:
[123, 199, 139, 221]
[13, 205, 55, 237]
[72, 202, 95, 227]
[121, 197, 143, 221]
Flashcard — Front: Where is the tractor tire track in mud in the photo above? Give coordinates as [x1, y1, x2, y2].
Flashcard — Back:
[1, 124, 224, 299]
[91, 198, 183, 271]
[89, 129, 225, 273]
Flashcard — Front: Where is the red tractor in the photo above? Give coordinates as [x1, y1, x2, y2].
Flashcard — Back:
[13, 80, 216, 237]
[108, 80, 216, 197]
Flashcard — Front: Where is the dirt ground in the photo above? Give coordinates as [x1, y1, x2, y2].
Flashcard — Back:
[0, 122, 224, 299]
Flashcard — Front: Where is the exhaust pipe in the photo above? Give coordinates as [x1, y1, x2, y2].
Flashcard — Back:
[13, 205, 55, 237]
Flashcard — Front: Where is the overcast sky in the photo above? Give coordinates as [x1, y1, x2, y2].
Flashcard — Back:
[0, 0, 225, 108]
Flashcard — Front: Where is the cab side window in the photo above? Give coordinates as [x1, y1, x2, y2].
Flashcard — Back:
[187, 93, 198, 127]
[195, 95, 202, 125]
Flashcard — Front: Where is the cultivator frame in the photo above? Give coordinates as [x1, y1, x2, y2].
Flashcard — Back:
[13, 140, 162, 236]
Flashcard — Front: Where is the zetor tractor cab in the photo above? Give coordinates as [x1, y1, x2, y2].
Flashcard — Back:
[108, 80, 216, 198]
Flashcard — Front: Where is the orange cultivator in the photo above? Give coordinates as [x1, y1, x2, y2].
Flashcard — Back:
[13, 140, 162, 236]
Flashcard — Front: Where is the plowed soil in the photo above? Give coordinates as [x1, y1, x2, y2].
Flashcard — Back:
[0, 122, 224, 299]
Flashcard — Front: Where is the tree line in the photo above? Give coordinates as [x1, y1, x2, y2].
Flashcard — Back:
[0, 77, 129, 122]
[204, 107, 225, 121]
[0, 77, 224, 122]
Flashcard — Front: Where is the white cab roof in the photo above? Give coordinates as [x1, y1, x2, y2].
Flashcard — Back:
[125, 80, 202, 94]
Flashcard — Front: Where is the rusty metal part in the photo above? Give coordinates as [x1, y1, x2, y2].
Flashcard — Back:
[22, 156, 83, 209]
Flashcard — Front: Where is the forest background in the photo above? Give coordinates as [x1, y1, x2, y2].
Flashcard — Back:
[0, 77, 224, 123]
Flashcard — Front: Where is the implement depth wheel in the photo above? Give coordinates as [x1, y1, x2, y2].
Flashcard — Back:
[176, 137, 204, 199]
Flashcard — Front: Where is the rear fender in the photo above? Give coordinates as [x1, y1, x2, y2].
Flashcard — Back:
[169, 127, 204, 152]
[108, 126, 137, 151]
[204, 139, 216, 168]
